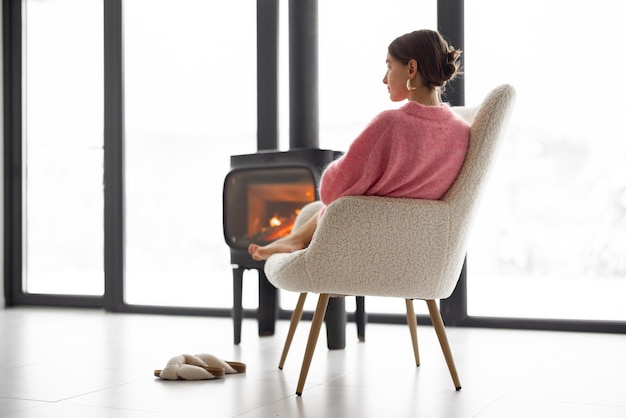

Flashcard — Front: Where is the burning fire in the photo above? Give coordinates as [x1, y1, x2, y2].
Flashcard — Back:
[250, 208, 302, 243]
[263, 213, 295, 241]
[269, 215, 282, 228]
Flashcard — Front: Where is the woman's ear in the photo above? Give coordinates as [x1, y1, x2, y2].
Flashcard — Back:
[408, 59, 418, 77]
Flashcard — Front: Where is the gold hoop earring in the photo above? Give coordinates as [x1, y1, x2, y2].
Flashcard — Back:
[406, 79, 416, 91]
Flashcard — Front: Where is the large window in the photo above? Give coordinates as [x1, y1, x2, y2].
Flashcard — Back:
[22, 0, 104, 296]
[122, 0, 257, 308]
[465, 0, 626, 321]
[8, 0, 625, 331]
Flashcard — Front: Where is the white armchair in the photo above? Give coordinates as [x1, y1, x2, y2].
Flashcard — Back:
[265, 84, 516, 395]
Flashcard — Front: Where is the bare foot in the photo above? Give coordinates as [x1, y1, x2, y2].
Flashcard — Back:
[248, 241, 298, 261]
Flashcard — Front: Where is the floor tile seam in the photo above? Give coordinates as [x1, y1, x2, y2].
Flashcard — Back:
[230, 392, 302, 418]
[0, 400, 55, 417]
[0, 361, 56, 371]
[60, 399, 170, 416]
[43, 379, 145, 405]
[470, 374, 530, 418]
[0, 395, 53, 404]
[469, 391, 514, 418]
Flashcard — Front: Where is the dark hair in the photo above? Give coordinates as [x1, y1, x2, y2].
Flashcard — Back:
[388, 29, 462, 91]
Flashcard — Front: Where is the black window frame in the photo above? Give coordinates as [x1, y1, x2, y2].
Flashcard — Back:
[3, 0, 626, 334]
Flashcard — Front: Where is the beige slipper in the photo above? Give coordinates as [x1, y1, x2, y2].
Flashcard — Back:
[154, 354, 226, 380]
[194, 353, 247, 374]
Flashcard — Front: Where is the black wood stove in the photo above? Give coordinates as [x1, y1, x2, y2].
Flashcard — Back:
[223, 149, 342, 344]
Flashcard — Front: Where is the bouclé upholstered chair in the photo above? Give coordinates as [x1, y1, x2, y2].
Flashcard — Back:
[264, 84, 516, 396]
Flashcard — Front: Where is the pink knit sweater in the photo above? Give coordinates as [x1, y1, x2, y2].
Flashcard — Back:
[319, 101, 470, 207]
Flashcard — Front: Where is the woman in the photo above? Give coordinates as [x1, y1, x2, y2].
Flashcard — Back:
[248, 29, 470, 261]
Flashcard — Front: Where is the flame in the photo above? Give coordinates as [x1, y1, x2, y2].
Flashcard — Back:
[247, 207, 308, 243]
[269, 215, 282, 228]
[264, 223, 294, 241]
[262, 212, 298, 241]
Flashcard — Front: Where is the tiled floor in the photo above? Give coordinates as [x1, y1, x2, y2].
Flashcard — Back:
[1, 306, 625, 417]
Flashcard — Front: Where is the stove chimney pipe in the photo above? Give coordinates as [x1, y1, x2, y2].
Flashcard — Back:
[257, 0, 279, 151]
[289, 0, 319, 150]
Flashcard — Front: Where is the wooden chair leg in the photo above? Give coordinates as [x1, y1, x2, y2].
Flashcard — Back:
[405, 299, 420, 367]
[278, 292, 307, 369]
[296, 293, 330, 396]
[426, 300, 462, 390]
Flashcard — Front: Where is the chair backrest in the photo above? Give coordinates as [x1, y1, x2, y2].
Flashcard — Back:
[439, 84, 516, 286]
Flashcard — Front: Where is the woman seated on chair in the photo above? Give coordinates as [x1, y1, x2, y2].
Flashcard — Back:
[248, 29, 470, 261]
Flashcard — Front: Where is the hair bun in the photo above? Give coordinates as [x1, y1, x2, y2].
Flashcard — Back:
[443, 62, 455, 77]
[443, 49, 461, 79]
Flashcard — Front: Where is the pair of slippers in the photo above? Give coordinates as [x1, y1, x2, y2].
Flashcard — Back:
[154, 353, 246, 380]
